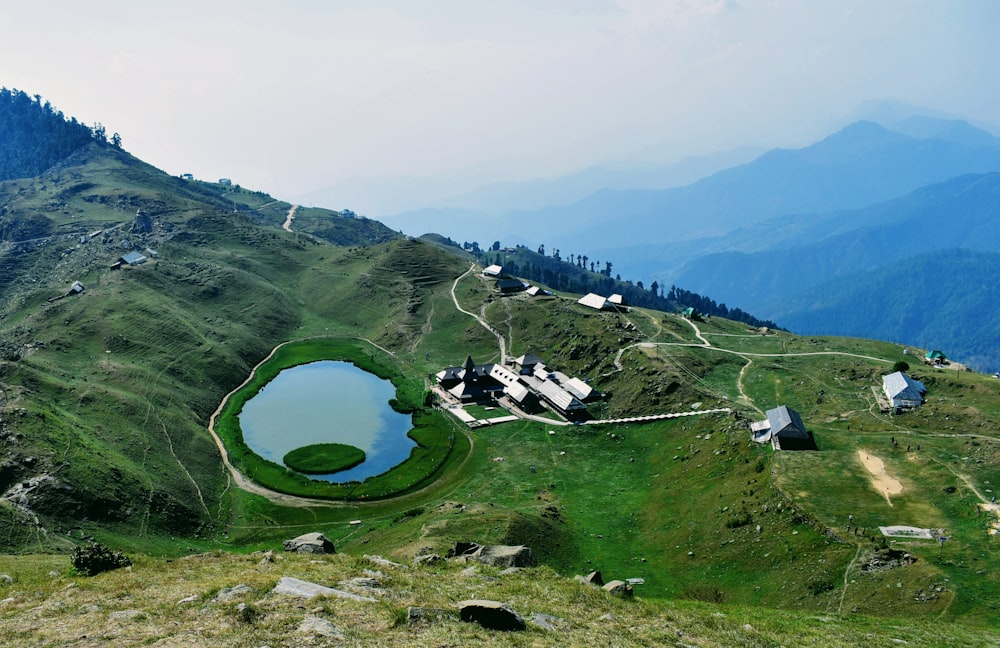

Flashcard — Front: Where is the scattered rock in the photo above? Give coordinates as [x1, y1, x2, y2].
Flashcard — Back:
[583, 570, 604, 586]
[413, 553, 442, 566]
[602, 580, 633, 598]
[458, 599, 526, 631]
[407, 606, 455, 624]
[862, 549, 918, 573]
[447, 541, 481, 558]
[283, 532, 335, 555]
[272, 576, 376, 602]
[448, 542, 536, 567]
[297, 615, 344, 638]
[363, 554, 406, 569]
[213, 583, 251, 603]
[530, 612, 564, 631]
[0, 574, 12, 586]
[176, 595, 198, 605]
[258, 550, 275, 566]
[499, 567, 521, 575]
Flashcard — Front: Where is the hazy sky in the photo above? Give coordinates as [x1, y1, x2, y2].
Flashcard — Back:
[2, 1, 998, 208]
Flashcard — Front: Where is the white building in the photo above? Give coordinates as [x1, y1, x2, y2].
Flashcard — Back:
[577, 293, 610, 310]
[882, 371, 927, 410]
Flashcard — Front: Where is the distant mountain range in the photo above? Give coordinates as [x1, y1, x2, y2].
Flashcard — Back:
[670, 173, 1000, 370]
[372, 111, 1000, 370]
[672, 172, 1000, 306]
[379, 118, 1000, 256]
[300, 146, 762, 225]
[772, 248, 1000, 372]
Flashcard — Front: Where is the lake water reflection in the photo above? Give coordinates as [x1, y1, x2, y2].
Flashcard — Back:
[239, 361, 416, 483]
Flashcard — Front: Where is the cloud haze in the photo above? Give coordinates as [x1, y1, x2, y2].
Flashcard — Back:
[2, 1, 997, 211]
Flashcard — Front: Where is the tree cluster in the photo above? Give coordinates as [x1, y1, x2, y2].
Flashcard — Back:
[71, 542, 133, 576]
[0, 87, 121, 182]
[665, 285, 779, 329]
[477, 244, 779, 329]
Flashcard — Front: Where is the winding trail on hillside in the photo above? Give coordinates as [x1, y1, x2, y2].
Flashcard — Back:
[736, 358, 762, 414]
[282, 204, 298, 232]
[683, 316, 711, 346]
[615, 339, 896, 365]
[838, 544, 864, 615]
[207, 340, 344, 508]
[921, 452, 1000, 534]
[450, 263, 507, 362]
[608, 314, 893, 382]
[206, 335, 475, 511]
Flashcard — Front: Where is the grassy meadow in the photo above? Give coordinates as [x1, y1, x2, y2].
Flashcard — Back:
[1, 144, 999, 641]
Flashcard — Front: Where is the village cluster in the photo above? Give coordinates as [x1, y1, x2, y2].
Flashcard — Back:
[470, 263, 936, 449]
[435, 353, 597, 422]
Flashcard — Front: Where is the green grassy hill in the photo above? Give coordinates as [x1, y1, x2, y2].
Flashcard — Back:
[2, 141, 1000, 644]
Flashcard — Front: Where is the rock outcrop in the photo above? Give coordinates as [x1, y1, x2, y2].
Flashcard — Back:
[448, 542, 536, 568]
[458, 599, 526, 631]
[282, 532, 335, 555]
[272, 576, 376, 602]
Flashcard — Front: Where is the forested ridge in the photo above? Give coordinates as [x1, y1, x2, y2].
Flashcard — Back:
[467, 242, 780, 329]
[0, 87, 117, 181]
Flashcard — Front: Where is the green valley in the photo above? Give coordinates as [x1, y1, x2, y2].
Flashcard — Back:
[1, 122, 999, 645]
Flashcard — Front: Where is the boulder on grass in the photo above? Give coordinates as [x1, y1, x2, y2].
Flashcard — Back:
[476, 545, 536, 568]
[602, 580, 633, 598]
[458, 599, 526, 631]
[448, 542, 536, 568]
[283, 532, 335, 555]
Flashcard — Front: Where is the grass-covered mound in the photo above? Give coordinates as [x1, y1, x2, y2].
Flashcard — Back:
[213, 337, 467, 500]
[283, 443, 366, 474]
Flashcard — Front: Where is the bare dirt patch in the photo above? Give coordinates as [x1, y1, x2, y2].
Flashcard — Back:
[858, 450, 903, 505]
[980, 502, 1000, 535]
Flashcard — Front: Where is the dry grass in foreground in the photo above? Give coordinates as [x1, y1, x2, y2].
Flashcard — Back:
[0, 550, 994, 647]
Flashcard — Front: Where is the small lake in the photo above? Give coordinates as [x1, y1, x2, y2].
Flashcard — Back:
[238, 360, 416, 483]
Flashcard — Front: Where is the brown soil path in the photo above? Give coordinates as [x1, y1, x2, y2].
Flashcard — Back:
[281, 204, 298, 232]
[450, 263, 507, 362]
[857, 450, 903, 505]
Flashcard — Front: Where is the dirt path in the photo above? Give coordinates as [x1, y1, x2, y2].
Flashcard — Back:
[858, 450, 903, 505]
[837, 544, 863, 615]
[282, 204, 298, 232]
[921, 452, 1000, 535]
[736, 358, 762, 414]
[205, 335, 474, 512]
[206, 340, 345, 508]
[450, 264, 507, 362]
[682, 316, 711, 346]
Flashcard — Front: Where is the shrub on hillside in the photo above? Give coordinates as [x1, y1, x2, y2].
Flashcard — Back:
[807, 577, 836, 595]
[72, 543, 132, 576]
[725, 511, 753, 529]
